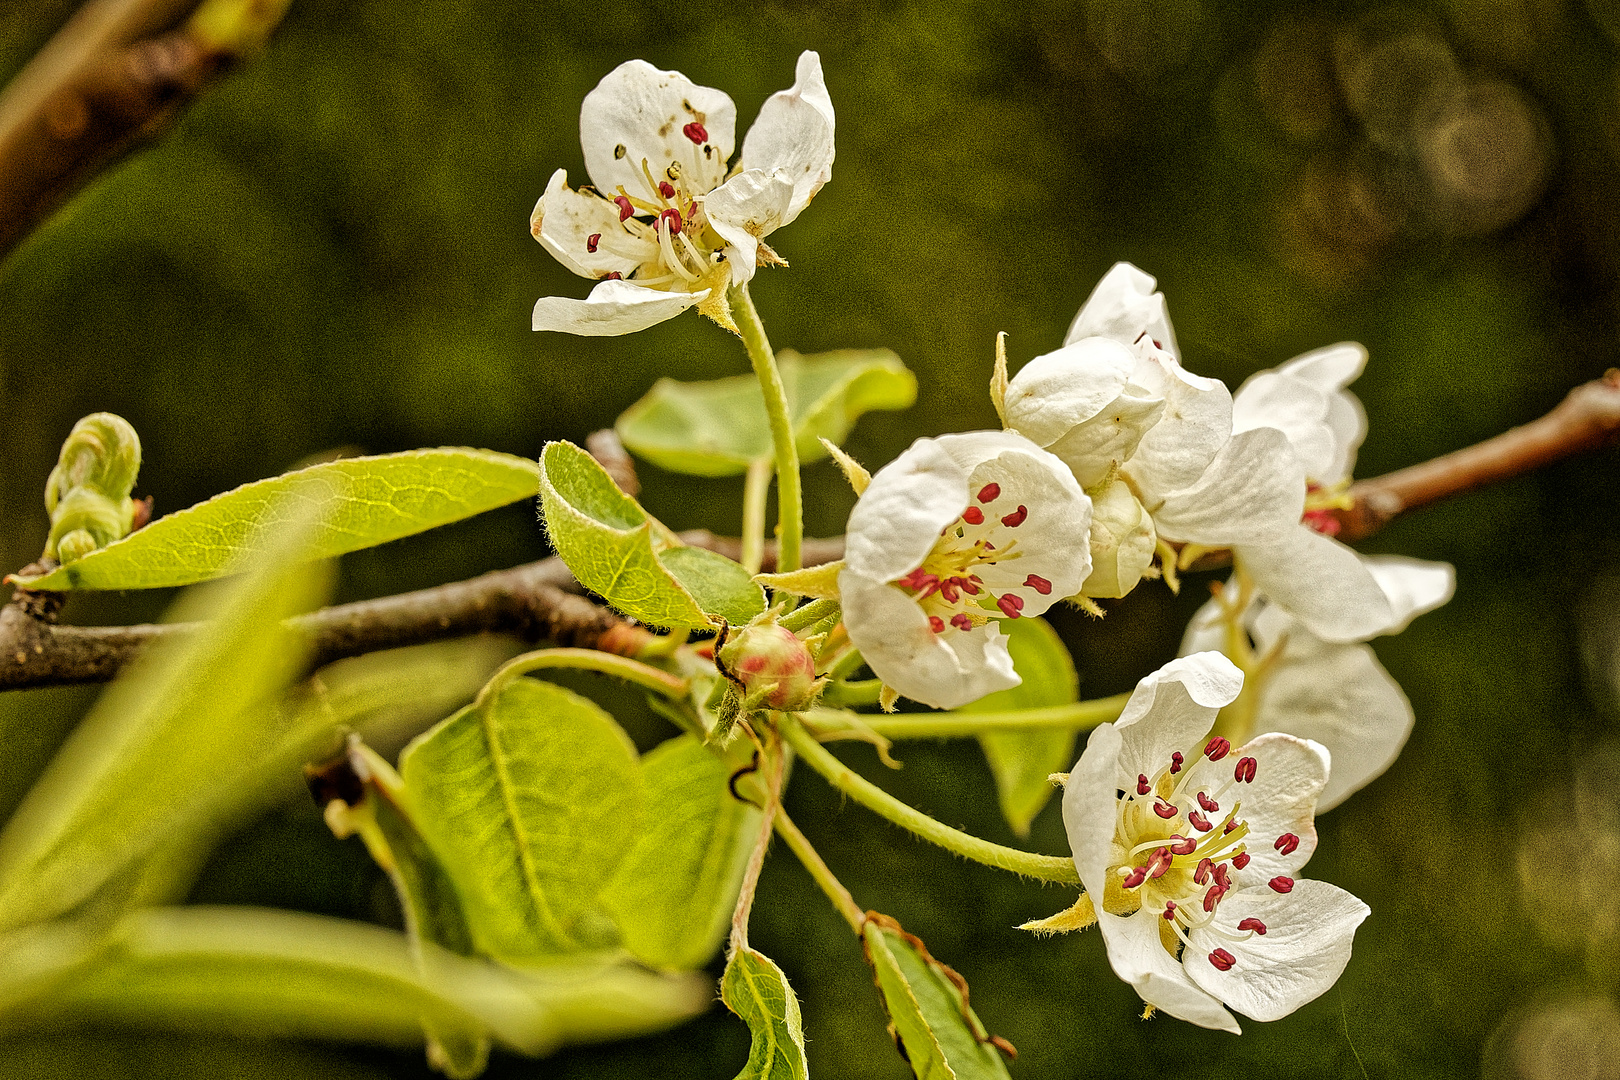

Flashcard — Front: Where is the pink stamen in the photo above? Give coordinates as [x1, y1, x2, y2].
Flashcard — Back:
[928, 616, 944, 634]
[1170, 835, 1197, 856]
[1147, 848, 1173, 879]
[1274, 833, 1299, 856]
[614, 195, 635, 221]
[950, 613, 974, 632]
[682, 121, 708, 144]
[1152, 799, 1178, 820]
[1194, 858, 1213, 885]
[1234, 757, 1257, 784]
[1303, 507, 1342, 536]
[1208, 948, 1236, 971]
[1269, 876, 1295, 894]
[1122, 866, 1147, 889]
[978, 483, 1001, 503]
[1213, 863, 1230, 888]
[997, 594, 1024, 619]
[1238, 918, 1268, 935]
[1163, 902, 1178, 921]
[658, 180, 676, 199]
[1170, 752, 1184, 775]
[1136, 774, 1152, 796]
[603, 271, 622, 280]
[1232, 852, 1251, 870]
[957, 577, 981, 595]
[1202, 884, 1228, 912]
[962, 506, 985, 526]
[1188, 810, 1212, 832]
[1023, 574, 1052, 595]
[939, 579, 960, 603]
[587, 233, 601, 253]
[1204, 737, 1230, 761]
[1224, 819, 1240, 834]
[1000, 505, 1028, 528]
[658, 208, 684, 235]
[1198, 792, 1219, 813]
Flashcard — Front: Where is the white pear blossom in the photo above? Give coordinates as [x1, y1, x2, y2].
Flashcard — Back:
[1003, 264, 1305, 598]
[839, 431, 1092, 710]
[1063, 653, 1369, 1032]
[1182, 556, 1455, 810]
[530, 51, 834, 335]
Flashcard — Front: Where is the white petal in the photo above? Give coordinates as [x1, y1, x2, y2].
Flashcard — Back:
[1252, 633, 1414, 811]
[1187, 880, 1368, 1022]
[1179, 595, 1226, 655]
[1046, 386, 1166, 489]
[1064, 721, 1124, 899]
[738, 51, 835, 226]
[1003, 337, 1139, 452]
[1363, 557, 1456, 635]
[580, 60, 737, 200]
[531, 279, 707, 336]
[1236, 529, 1396, 643]
[842, 436, 967, 583]
[1321, 391, 1368, 481]
[1096, 907, 1240, 1032]
[1113, 653, 1244, 789]
[1278, 341, 1367, 391]
[1123, 357, 1234, 501]
[703, 168, 795, 283]
[1226, 733, 1328, 886]
[1149, 427, 1305, 547]
[531, 169, 653, 280]
[1230, 371, 1338, 484]
[1080, 479, 1157, 599]
[839, 571, 1017, 709]
[1063, 262, 1180, 359]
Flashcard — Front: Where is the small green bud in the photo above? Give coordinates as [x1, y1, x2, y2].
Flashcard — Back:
[43, 412, 142, 563]
[718, 623, 821, 712]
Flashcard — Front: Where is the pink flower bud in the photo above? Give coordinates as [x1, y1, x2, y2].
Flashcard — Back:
[718, 624, 820, 711]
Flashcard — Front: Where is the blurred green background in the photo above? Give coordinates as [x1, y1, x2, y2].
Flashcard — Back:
[4, 0, 1620, 1076]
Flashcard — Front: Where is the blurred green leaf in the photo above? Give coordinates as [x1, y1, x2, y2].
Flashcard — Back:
[862, 921, 1011, 1080]
[601, 735, 759, 971]
[11, 448, 539, 591]
[0, 491, 335, 934]
[964, 617, 1079, 837]
[537, 441, 763, 627]
[399, 677, 643, 964]
[616, 348, 917, 477]
[720, 947, 809, 1080]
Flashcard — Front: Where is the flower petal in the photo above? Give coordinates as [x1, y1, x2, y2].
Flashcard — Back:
[838, 571, 1018, 709]
[703, 168, 795, 283]
[1230, 371, 1338, 484]
[1149, 427, 1305, 546]
[1278, 341, 1367, 391]
[1124, 356, 1235, 501]
[1080, 479, 1157, 599]
[1063, 262, 1180, 360]
[1064, 721, 1124, 900]
[1004, 337, 1140, 453]
[1226, 733, 1328, 885]
[1096, 907, 1241, 1032]
[1363, 556, 1456, 635]
[738, 50, 835, 226]
[842, 436, 967, 583]
[1187, 880, 1368, 1022]
[532, 279, 707, 336]
[580, 60, 737, 200]
[1113, 653, 1244, 789]
[1236, 528, 1397, 643]
[531, 169, 653, 280]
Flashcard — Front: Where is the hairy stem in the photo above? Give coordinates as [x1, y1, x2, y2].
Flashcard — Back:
[740, 458, 772, 576]
[778, 596, 838, 633]
[729, 737, 783, 953]
[779, 715, 1080, 884]
[730, 283, 802, 574]
[476, 647, 688, 706]
[832, 694, 1133, 740]
[773, 808, 863, 933]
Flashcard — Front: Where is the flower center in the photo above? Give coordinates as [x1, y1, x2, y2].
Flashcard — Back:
[1302, 480, 1353, 536]
[586, 155, 728, 287]
[1104, 737, 1299, 969]
[892, 483, 1049, 635]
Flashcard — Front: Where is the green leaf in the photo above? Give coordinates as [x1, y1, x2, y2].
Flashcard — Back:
[399, 677, 644, 964]
[11, 448, 539, 590]
[720, 947, 809, 1080]
[862, 921, 1012, 1080]
[0, 491, 335, 933]
[964, 617, 1079, 837]
[537, 441, 764, 628]
[601, 736, 759, 970]
[616, 348, 917, 477]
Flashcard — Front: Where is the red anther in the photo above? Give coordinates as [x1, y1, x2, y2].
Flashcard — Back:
[982, 542, 995, 551]
[1269, 876, 1295, 894]
[997, 594, 1024, 619]
[1000, 505, 1028, 528]
[1202, 884, 1227, 912]
[1170, 751, 1184, 775]
[928, 616, 945, 634]
[1122, 866, 1148, 889]
[1170, 835, 1198, 856]
[1303, 507, 1342, 536]
[1147, 848, 1173, 879]
[1238, 918, 1268, 935]
[603, 271, 622, 280]
[658, 180, 676, 199]
[962, 506, 985, 526]
[1274, 833, 1300, 856]
[614, 195, 635, 221]
[587, 233, 601, 253]
[957, 577, 981, 595]
[1153, 799, 1178, 819]
[1023, 574, 1053, 595]
[1204, 737, 1231, 761]
[1224, 819, 1240, 834]
[1198, 792, 1219, 813]
[682, 121, 709, 144]
[658, 208, 684, 235]
[1213, 862, 1230, 888]
[1232, 852, 1251, 870]
[1194, 858, 1213, 885]
[978, 483, 1001, 503]
[950, 613, 974, 632]
[1163, 902, 1178, 921]
[898, 568, 927, 589]
[1136, 774, 1152, 796]
[1234, 757, 1257, 784]
[1188, 810, 1212, 832]
[939, 579, 961, 603]
[1208, 949, 1236, 971]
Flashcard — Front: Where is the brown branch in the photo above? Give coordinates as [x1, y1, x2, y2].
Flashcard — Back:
[0, 0, 294, 261]
[586, 428, 640, 497]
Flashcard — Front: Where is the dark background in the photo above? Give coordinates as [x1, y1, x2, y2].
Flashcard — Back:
[4, 0, 1620, 1076]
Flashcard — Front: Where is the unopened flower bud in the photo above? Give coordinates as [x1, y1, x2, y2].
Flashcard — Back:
[43, 413, 142, 564]
[1080, 478, 1156, 599]
[718, 623, 820, 711]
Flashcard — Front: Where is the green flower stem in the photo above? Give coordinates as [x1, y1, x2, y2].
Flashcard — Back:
[477, 648, 688, 707]
[774, 808, 865, 933]
[730, 282, 802, 574]
[728, 740, 784, 953]
[856, 694, 1132, 739]
[819, 678, 883, 707]
[740, 458, 773, 576]
[779, 715, 1080, 884]
[779, 596, 839, 633]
